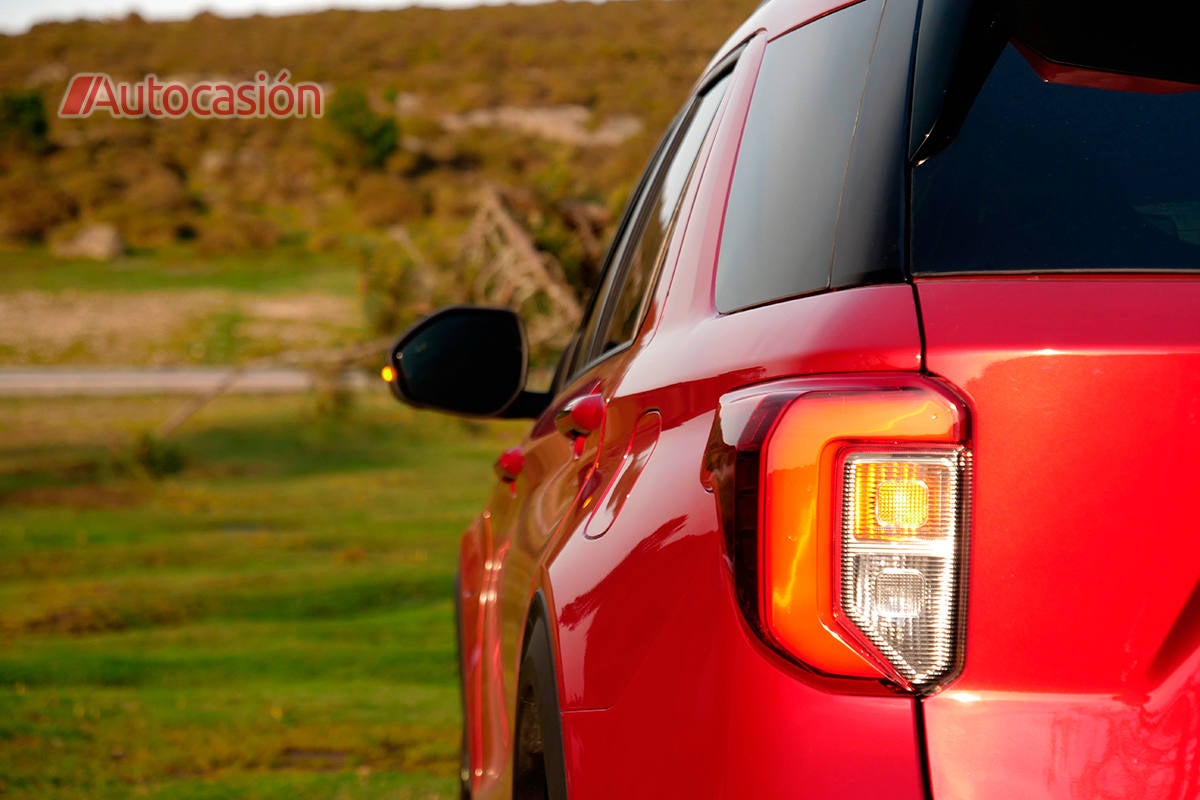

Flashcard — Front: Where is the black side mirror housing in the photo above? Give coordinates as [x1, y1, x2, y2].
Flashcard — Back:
[386, 306, 547, 418]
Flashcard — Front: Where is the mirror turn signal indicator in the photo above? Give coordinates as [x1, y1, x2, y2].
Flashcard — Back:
[381, 363, 405, 403]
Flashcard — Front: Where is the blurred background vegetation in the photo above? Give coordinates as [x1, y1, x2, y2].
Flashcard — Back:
[0, 0, 757, 362]
[0, 0, 758, 796]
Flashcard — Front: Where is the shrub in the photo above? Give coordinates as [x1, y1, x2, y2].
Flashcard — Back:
[0, 89, 51, 155]
[0, 169, 76, 241]
[325, 85, 399, 170]
[357, 234, 436, 335]
[131, 432, 186, 478]
[352, 173, 427, 227]
[196, 210, 282, 254]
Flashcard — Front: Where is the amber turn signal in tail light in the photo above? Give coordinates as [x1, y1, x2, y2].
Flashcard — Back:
[836, 450, 968, 689]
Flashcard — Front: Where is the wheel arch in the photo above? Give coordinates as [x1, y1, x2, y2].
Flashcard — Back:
[515, 588, 569, 800]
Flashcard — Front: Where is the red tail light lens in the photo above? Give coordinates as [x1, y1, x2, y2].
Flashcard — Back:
[707, 375, 971, 693]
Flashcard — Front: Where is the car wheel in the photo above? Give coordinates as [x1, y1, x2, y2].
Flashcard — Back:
[512, 616, 567, 800]
[454, 572, 472, 800]
[460, 728, 471, 800]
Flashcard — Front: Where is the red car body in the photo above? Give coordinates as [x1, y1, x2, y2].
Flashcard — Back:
[390, 0, 1200, 797]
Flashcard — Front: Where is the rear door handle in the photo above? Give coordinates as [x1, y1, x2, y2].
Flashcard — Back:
[555, 392, 606, 457]
[494, 446, 525, 496]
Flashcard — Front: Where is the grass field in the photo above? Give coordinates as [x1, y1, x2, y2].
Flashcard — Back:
[0, 245, 366, 368]
[0, 391, 524, 798]
[0, 247, 360, 296]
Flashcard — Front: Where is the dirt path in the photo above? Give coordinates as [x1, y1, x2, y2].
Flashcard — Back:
[0, 367, 369, 396]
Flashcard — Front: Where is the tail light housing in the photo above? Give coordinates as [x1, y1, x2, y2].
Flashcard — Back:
[705, 375, 971, 693]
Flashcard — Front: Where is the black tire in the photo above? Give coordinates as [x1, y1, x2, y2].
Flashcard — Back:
[454, 573, 472, 800]
[460, 728, 471, 800]
[513, 616, 568, 800]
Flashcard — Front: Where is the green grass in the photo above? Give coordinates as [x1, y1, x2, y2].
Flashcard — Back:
[0, 392, 525, 798]
[0, 245, 359, 296]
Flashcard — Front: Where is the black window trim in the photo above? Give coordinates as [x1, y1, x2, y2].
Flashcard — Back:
[561, 44, 746, 385]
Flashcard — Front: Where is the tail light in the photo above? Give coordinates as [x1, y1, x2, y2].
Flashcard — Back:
[706, 375, 971, 693]
[836, 449, 970, 689]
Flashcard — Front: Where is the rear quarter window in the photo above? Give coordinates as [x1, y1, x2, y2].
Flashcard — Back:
[714, 0, 882, 313]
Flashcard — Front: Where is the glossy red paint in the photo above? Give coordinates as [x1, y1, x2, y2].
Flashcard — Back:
[547, 371, 927, 799]
[581, 410, 660, 540]
[918, 276, 1200, 799]
[439, 0, 1200, 796]
[707, 0, 869, 75]
[459, 10, 928, 789]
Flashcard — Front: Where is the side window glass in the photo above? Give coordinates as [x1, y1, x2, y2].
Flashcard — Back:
[714, 0, 881, 313]
[566, 131, 674, 381]
[580, 71, 731, 365]
[597, 75, 730, 352]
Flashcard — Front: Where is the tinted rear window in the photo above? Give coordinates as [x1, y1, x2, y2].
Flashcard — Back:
[913, 23, 1200, 273]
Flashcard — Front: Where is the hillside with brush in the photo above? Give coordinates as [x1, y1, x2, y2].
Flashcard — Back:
[0, 0, 759, 360]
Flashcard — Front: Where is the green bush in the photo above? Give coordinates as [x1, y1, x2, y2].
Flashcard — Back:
[130, 431, 186, 478]
[326, 85, 399, 170]
[0, 89, 50, 155]
[357, 234, 434, 335]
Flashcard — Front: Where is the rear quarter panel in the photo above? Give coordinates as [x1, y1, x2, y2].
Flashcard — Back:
[918, 276, 1200, 800]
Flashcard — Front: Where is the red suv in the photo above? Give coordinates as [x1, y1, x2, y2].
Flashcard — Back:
[388, 0, 1200, 797]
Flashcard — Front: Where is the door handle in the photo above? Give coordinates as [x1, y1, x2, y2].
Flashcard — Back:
[555, 393, 606, 457]
[494, 447, 525, 496]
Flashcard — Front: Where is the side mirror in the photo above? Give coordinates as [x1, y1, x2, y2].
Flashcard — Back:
[386, 306, 546, 418]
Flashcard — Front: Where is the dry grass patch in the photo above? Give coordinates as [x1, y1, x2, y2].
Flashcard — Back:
[0, 290, 362, 366]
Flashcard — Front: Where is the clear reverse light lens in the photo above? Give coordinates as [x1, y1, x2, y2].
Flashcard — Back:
[840, 451, 967, 689]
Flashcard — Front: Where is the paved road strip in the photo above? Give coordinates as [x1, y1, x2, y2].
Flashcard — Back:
[0, 367, 372, 397]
